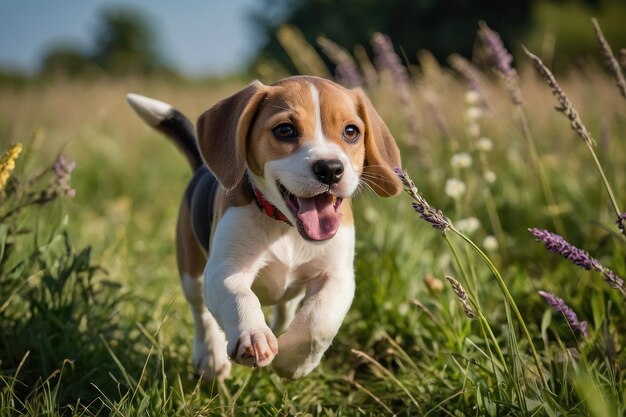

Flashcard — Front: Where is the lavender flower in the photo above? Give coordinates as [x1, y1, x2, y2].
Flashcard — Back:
[523, 47, 595, 147]
[52, 154, 76, 198]
[538, 291, 588, 338]
[448, 54, 484, 94]
[617, 212, 626, 238]
[371, 32, 409, 87]
[395, 168, 450, 231]
[592, 18, 626, 101]
[529, 228, 625, 295]
[477, 21, 523, 105]
[478, 22, 513, 78]
[371, 33, 421, 147]
[529, 228, 598, 271]
[317, 36, 362, 88]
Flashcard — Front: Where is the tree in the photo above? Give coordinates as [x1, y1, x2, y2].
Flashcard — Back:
[40, 7, 173, 78]
[41, 46, 95, 77]
[91, 7, 168, 76]
[250, 0, 533, 74]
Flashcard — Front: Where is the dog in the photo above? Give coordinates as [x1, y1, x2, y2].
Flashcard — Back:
[127, 76, 401, 381]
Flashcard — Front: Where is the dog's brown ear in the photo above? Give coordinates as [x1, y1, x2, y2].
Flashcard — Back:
[354, 89, 402, 197]
[197, 80, 268, 190]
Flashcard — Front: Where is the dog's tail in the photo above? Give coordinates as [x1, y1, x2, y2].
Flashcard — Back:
[126, 93, 203, 172]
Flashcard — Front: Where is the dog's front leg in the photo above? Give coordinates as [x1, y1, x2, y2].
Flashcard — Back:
[203, 211, 278, 368]
[271, 267, 355, 379]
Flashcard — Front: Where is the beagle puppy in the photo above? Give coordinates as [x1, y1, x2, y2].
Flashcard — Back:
[127, 76, 401, 381]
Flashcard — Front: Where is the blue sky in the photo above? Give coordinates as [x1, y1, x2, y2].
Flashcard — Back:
[0, 0, 265, 76]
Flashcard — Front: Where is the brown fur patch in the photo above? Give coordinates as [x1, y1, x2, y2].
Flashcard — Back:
[176, 197, 207, 278]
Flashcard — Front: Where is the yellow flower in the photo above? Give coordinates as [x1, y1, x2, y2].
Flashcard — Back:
[0, 143, 23, 190]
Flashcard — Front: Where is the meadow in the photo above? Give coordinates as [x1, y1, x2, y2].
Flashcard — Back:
[1, 23, 625, 416]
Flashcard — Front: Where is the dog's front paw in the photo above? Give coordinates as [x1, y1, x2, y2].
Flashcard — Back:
[228, 329, 278, 368]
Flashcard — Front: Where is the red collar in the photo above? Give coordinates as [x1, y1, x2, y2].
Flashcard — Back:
[251, 185, 292, 225]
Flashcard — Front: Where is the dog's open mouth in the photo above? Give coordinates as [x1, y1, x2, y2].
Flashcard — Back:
[278, 183, 343, 241]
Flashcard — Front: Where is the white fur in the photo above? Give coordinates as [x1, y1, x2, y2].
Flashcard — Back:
[202, 203, 355, 378]
[309, 83, 325, 145]
[126, 93, 173, 126]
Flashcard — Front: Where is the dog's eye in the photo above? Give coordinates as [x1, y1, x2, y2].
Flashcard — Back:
[342, 125, 360, 143]
[273, 123, 297, 141]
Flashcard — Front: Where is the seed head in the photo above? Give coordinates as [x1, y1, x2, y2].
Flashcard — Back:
[0, 143, 23, 190]
[446, 276, 476, 319]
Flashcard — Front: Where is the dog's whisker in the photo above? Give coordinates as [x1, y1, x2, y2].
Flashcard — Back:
[359, 172, 397, 185]
[358, 177, 388, 195]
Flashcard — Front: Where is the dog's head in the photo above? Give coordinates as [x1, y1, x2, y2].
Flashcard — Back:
[197, 76, 402, 242]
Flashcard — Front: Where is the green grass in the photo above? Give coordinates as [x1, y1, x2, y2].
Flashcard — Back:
[1, 31, 626, 415]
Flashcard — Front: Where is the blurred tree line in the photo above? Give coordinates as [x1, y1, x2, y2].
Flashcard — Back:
[5, 0, 623, 82]
[40, 8, 174, 78]
[252, 0, 626, 74]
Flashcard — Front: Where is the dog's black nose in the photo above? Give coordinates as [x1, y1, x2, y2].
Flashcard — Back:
[312, 159, 344, 186]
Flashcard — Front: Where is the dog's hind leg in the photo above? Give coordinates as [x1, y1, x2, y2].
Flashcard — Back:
[177, 199, 231, 382]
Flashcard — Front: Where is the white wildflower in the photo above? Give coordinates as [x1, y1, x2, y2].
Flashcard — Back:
[466, 122, 481, 137]
[445, 178, 466, 199]
[363, 206, 379, 223]
[475, 137, 493, 152]
[450, 152, 473, 169]
[465, 106, 484, 123]
[465, 90, 481, 105]
[483, 235, 499, 252]
[456, 217, 481, 234]
[484, 170, 497, 183]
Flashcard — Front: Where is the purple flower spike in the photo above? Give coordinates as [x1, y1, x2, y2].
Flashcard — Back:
[477, 22, 514, 79]
[395, 168, 451, 232]
[371, 32, 409, 87]
[538, 291, 588, 338]
[529, 228, 626, 296]
[52, 154, 77, 198]
[528, 228, 599, 271]
[478, 21, 523, 105]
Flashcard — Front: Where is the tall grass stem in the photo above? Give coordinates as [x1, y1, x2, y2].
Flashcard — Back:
[450, 226, 548, 388]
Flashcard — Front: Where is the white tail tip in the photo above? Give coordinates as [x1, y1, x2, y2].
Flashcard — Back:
[126, 93, 174, 127]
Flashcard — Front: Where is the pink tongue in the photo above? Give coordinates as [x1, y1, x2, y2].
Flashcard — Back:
[296, 195, 341, 241]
